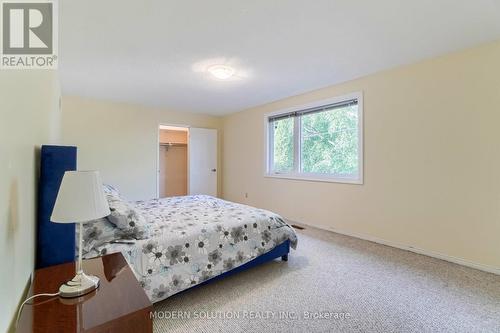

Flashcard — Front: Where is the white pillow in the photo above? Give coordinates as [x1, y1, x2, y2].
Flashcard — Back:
[79, 218, 117, 253]
[104, 186, 149, 240]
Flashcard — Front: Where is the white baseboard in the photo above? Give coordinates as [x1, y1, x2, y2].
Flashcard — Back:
[289, 220, 500, 276]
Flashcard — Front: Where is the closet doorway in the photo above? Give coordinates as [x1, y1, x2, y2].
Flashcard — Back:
[158, 125, 188, 198]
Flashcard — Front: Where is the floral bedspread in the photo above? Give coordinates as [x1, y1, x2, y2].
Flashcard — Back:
[83, 195, 297, 303]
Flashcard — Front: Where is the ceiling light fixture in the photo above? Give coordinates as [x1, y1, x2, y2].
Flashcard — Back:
[208, 65, 235, 80]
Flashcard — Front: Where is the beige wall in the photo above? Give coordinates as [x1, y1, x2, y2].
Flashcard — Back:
[159, 130, 189, 197]
[61, 96, 223, 200]
[159, 129, 188, 144]
[0, 71, 61, 332]
[159, 145, 188, 197]
[222, 41, 500, 270]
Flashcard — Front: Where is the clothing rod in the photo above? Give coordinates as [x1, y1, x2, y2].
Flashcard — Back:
[159, 143, 187, 146]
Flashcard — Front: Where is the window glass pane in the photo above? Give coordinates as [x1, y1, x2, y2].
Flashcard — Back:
[271, 117, 294, 173]
[300, 105, 358, 176]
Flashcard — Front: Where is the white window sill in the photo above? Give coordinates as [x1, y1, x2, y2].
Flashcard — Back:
[264, 173, 363, 185]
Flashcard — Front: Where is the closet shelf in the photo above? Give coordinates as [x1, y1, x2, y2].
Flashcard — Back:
[159, 142, 187, 146]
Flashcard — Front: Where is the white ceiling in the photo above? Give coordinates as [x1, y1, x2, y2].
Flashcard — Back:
[60, 1, 500, 115]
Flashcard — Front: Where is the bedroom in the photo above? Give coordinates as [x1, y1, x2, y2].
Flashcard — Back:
[1, 1, 500, 332]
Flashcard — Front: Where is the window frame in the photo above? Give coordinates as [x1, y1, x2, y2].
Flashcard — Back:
[264, 92, 364, 184]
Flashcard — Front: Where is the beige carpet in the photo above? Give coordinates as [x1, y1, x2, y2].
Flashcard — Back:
[153, 226, 500, 332]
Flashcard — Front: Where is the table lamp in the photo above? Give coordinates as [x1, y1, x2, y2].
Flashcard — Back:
[51, 170, 110, 298]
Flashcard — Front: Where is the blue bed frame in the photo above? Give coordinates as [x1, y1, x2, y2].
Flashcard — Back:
[37, 145, 77, 268]
[36, 145, 290, 295]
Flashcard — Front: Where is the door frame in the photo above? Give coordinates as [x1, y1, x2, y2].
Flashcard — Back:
[156, 123, 190, 199]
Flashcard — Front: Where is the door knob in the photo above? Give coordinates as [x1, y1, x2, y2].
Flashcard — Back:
[211, 169, 217, 172]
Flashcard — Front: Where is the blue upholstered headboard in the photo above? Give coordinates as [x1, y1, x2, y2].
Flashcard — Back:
[36, 145, 77, 269]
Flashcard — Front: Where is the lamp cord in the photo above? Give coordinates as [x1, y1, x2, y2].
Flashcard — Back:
[16, 292, 60, 328]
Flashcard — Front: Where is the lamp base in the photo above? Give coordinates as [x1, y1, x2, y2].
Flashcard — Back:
[59, 272, 100, 298]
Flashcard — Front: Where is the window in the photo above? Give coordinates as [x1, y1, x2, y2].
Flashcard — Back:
[266, 92, 363, 184]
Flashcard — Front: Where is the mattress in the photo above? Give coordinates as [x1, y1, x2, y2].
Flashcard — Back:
[83, 195, 297, 302]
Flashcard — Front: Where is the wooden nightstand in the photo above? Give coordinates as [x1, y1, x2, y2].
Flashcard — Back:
[17, 253, 153, 333]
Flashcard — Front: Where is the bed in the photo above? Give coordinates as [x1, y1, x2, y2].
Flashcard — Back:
[37, 145, 297, 303]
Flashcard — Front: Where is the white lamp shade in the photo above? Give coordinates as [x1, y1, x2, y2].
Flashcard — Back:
[51, 171, 110, 223]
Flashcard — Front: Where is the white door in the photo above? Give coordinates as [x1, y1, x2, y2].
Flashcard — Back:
[189, 128, 217, 196]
